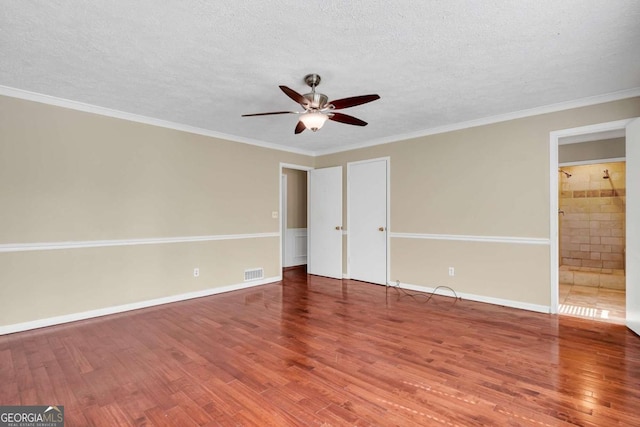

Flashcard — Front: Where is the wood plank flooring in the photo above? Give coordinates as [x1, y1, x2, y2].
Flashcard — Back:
[2, 267, 640, 426]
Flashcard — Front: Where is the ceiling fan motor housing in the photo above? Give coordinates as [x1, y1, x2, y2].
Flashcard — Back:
[303, 92, 329, 110]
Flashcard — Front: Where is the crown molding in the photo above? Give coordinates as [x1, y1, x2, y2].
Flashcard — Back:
[0, 85, 313, 156]
[314, 87, 640, 156]
[2, 85, 639, 158]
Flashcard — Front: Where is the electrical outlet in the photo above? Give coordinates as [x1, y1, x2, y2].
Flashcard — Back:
[193, 268, 199, 277]
[448, 267, 455, 276]
[272, 211, 278, 219]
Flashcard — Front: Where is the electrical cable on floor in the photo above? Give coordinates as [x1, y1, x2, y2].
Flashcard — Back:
[386, 280, 461, 306]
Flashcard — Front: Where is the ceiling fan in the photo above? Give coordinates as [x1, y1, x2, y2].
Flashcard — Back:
[241, 74, 380, 134]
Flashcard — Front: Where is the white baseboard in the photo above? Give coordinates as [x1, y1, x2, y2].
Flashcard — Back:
[392, 282, 550, 314]
[0, 276, 281, 335]
[627, 320, 640, 337]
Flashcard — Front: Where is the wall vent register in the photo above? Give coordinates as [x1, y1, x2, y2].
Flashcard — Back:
[244, 268, 264, 281]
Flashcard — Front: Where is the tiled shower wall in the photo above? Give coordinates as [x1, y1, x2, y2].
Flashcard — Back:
[559, 162, 626, 270]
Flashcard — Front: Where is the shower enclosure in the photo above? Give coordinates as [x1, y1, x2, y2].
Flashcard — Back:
[558, 162, 626, 290]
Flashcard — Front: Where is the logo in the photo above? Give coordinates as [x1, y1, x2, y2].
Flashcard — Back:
[0, 405, 64, 427]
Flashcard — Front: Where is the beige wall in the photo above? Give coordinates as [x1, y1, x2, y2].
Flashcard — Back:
[0, 95, 313, 327]
[0, 238, 279, 324]
[2, 93, 639, 329]
[316, 97, 640, 307]
[559, 137, 625, 163]
[0, 97, 311, 242]
[282, 168, 307, 229]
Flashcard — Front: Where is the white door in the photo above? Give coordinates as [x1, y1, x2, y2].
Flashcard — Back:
[626, 118, 640, 335]
[348, 159, 388, 285]
[308, 166, 343, 279]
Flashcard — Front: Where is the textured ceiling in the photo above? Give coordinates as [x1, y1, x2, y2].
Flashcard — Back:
[1, 1, 640, 155]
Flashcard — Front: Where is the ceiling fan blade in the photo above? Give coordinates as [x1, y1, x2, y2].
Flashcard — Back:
[329, 112, 368, 126]
[328, 94, 380, 110]
[241, 111, 297, 117]
[294, 121, 306, 134]
[279, 86, 309, 107]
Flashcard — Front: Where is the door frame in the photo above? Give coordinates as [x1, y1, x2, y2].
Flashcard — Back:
[279, 163, 313, 272]
[549, 119, 635, 314]
[346, 157, 391, 284]
[281, 173, 287, 267]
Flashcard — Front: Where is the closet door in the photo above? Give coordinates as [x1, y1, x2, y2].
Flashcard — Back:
[348, 159, 388, 285]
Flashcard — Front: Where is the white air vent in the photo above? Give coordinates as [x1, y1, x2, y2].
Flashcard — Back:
[244, 268, 264, 281]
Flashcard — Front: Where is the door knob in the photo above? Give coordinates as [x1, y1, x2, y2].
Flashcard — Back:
[378, 226, 385, 232]
[335, 226, 342, 230]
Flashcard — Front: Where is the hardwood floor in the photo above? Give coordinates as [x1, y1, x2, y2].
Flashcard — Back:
[2, 268, 640, 426]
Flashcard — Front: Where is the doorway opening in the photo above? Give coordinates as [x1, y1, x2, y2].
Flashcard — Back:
[280, 163, 312, 274]
[549, 119, 633, 323]
[557, 157, 626, 324]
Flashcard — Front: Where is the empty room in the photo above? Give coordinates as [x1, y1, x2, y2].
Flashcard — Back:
[1, 1, 640, 426]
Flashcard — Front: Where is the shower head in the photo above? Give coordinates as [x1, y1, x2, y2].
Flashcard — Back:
[558, 169, 572, 178]
[603, 169, 610, 179]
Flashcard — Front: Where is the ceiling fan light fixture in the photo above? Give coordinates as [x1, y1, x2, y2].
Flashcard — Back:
[242, 74, 380, 134]
[300, 112, 328, 132]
